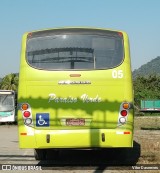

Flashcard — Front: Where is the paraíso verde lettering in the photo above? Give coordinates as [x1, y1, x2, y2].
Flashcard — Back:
[48, 93, 101, 103]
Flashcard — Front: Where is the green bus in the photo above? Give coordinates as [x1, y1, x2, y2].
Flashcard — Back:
[18, 27, 134, 160]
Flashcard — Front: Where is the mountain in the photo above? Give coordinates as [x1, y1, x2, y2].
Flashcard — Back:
[132, 56, 160, 78]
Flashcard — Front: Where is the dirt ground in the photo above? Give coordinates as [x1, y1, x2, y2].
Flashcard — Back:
[134, 116, 160, 166]
[134, 116, 160, 130]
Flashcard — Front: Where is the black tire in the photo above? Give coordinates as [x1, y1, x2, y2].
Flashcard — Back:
[34, 149, 46, 160]
[46, 149, 59, 160]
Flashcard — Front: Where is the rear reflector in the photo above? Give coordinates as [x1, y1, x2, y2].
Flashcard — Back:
[20, 133, 27, 136]
[116, 131, 131, 135]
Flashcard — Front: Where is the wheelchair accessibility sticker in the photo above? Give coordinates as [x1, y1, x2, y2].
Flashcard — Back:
[36, 113, 49, 127]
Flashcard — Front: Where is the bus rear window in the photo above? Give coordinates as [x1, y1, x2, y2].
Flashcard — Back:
[26, 30, 124, 70]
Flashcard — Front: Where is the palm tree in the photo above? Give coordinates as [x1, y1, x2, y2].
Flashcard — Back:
[0, 73, 18, 91]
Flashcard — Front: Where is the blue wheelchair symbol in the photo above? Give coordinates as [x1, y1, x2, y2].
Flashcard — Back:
[36, 113, 49, 127]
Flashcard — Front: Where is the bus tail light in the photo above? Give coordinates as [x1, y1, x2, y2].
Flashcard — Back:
[24, 118, 32, 125]
[119, 117, 126, 124]
[118, 102, 131, 125]
[21, 103, 29, 110]
[20, 103, 34, 127]
[120, 110, 127, 116]
[122, 102, 130, 109]
[23, 111, 30, 118]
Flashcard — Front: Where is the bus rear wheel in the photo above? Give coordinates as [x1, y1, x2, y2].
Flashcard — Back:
[34, 149, 46, 160]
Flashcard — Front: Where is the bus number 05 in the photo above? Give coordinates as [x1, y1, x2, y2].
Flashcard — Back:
[112, 70, 123, 78]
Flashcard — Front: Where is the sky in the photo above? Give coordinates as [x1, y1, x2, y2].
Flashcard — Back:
[0, 0, 160, 78]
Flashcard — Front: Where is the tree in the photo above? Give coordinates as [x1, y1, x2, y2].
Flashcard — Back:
[0, 73, 18, 91]
[133, 75, 160, 108]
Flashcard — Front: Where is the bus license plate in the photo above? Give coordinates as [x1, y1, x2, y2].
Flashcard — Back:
[66, 118, 85, 126]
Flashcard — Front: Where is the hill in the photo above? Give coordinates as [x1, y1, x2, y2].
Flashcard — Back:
[133, 56, 160, 78]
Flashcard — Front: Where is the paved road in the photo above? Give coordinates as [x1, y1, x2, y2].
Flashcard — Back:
[0, 125, 159, 173]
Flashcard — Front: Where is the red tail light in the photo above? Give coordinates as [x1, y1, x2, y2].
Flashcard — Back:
[23, 111, 30, 118]
[120, 110, 127, 116]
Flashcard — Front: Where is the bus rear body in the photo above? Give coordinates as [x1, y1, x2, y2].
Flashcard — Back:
[18, 28, 134, 155]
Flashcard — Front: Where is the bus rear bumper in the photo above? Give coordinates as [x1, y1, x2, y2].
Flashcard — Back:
[19, 128, 133, 148]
